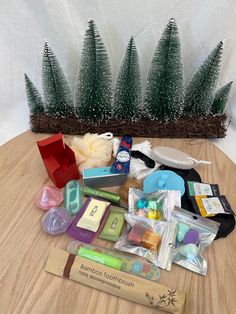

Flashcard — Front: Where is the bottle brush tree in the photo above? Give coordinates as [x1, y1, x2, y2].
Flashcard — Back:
[144, 18, 184, 120]
[211, 81, 233, 114]
[184, 41, 224, 116]
[75, 20, 112, 122]
[113, 36, 142, 121]
[24, 74, 44, 114]
[42, 42, 74, 117]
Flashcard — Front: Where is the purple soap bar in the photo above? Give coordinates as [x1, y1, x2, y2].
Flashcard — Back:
[67, 197, 110, 243]
[183, 229, 200, 245]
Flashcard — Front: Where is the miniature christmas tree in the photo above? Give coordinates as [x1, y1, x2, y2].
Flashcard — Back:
[42, 42, 74, 117]
[24, 74, 44, 114]
[184, 41, 224, 116]
[144, 18, 184, 120]
[74, 20, 112, 122]
[211, 81, 233, 114]
[113, 36, 142, 121]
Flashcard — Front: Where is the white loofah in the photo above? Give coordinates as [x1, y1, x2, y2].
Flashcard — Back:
[71, 133, 113, 173]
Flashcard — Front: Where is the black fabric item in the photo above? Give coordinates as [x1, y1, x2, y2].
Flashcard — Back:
[131, 150, 156, 168]
[161, 165, 236, 239]
[208, 213, 235, 239]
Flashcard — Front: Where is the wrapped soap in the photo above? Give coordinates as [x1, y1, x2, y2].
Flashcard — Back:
[99, 206, 125, 242]
[67, 197, 110, 243]
[115, 214, 176, 270]
[171, 206, 220, 275]
[76, 198, 110, 232]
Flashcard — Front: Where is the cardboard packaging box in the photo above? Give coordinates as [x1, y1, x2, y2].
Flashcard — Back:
[37, 133, 80, 188]
[46, 248, 186, 314]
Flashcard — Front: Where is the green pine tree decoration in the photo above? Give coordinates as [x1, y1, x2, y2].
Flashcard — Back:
[144, 18, 184, 120]
[113, 36, 142, 121]
[42, 42, 74, 117]
[24, 74, 44, 114]
[184, 41, 224, 116]
[75, 20, 112, 122]
[211, 81, 233, 114]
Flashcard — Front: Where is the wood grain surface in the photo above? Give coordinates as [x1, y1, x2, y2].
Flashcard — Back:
[0, 131, 235, 314]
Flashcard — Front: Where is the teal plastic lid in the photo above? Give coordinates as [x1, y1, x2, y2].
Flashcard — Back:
[143, 170, 185, 196]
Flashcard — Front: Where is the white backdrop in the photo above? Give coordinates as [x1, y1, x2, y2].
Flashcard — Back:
[0, 0, 236, 160]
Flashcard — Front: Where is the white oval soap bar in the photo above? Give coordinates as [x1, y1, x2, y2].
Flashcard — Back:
[151, 146, 195, 169]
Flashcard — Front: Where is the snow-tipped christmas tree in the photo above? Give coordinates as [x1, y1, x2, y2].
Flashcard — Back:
[211, 81, 233, 114]
[24, 74, 44, 114]
[75, 20, 112, 122]
[145, 18, 184, 120]
[184, 41, 224, 116]
[113, 36, 142, 121]
[42, 42, 74, 117]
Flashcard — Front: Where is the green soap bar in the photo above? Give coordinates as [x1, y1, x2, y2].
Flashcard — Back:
[110, 205, 126, 214]
[99, 210, 125, 242]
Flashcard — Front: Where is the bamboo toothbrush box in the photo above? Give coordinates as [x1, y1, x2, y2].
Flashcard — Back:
[83, 167, 127, 188]
[45, 248, 186, 314]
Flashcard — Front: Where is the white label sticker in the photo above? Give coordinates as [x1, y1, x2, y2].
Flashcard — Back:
[193, 183, 213, 196]
[117, 151, 130, 162]
[201, 197, 225, 215]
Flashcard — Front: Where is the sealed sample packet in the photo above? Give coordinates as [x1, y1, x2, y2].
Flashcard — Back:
[187, 181, 220, 197]
[171, 206, 219, 275]
[115, 213, 176, 270]
[128, 188, 181, 222]
[190, 195, 235, 217]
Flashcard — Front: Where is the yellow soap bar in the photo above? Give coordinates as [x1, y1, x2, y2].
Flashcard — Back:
[76, 198, 110, 232]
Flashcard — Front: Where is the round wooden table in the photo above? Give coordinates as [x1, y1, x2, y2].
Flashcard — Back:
[0, 131, 236, 314]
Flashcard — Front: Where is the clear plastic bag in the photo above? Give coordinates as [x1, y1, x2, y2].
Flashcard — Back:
[171, 206, 220, 275]
[114, 213, 176, 270]
[128, 188, 181, 222]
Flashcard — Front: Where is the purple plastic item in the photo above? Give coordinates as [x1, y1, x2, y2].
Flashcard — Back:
[67, 197, 110, 243]
[183, 229, 200, 245]
[42, 207, 73, 235]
